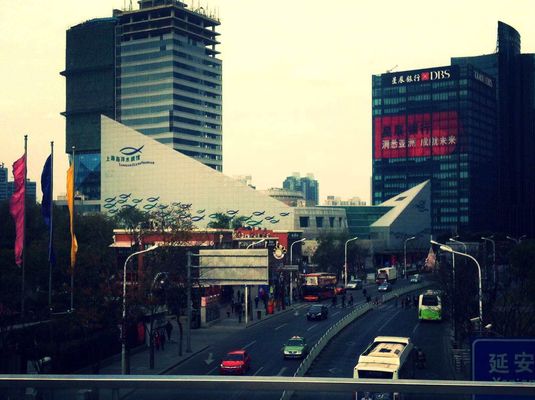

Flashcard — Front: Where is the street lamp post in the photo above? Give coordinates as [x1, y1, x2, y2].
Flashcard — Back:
[431, 240, 456, 340]
[481, 236, 496, 284]
[440, 244, 483, 329]
[506, 235, 526, 245]
[122, 244, 158, 375]
[246, 238, 266, 249]
[344, 237, 359, 287]
[449, 237, 467, 253]
[290, 238, 306, 305]
[404, 236, 416, 279]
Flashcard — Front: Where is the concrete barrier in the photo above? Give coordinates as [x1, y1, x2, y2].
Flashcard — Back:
[280, 282, 431, 400]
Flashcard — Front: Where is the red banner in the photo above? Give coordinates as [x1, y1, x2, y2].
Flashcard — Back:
[374, 111, 458, 159]
[9, 155, 26, 266]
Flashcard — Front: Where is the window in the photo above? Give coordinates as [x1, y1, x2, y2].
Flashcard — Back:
[329, 217, 335, 228]
[299, 217, 309, 228]
[316, 217, 324, 228]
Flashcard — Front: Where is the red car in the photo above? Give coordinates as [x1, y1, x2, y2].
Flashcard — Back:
[219, 350, 251, 375]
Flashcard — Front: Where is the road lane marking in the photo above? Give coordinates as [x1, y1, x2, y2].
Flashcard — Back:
[204, 352, 214, 365]
[377, 309, 402, 333]
[253, 366, 264, 376]
[412, 322, 420, 335]
[332, 311, 341, 316]
[275, 323, 288, 331]
[243, 340, 257, 349]
[207, 366, 218, 375]
[306, 324, 318, 331]
[277, 367, 287, 376]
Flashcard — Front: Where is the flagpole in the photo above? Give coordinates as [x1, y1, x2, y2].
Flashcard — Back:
[21, 134, 28, 319]
[70, 145, 75, 312]
[48, 142, 54, 311]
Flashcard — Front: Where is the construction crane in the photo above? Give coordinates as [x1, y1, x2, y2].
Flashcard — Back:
[386, 65, 398, 73]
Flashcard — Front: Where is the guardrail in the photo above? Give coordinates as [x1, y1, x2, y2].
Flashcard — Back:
[280, 282, 432, 400]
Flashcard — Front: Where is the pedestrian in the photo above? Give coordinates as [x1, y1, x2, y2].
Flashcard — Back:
[160, 329, 166, 350]
[401, 297, 405, 309]
[237, 303, 243, 323]
[413, 295, 418, 307]
[254, 296, 259, 309]
[331, 295, 337, 307]
[154, 330, 161, 351]
[342, 293, 346, 308]
[165, 320, 173, 341]
[349, 293, 354, 306]
[406, 295, 411, 309]
[366, 295, 371, 303]
[363, 288, 367, 298]
[415, 347, 426, 369]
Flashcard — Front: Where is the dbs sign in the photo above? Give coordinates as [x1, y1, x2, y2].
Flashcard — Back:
[374, 111, 458, 159]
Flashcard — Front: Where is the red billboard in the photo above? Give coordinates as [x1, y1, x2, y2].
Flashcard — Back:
[374, 111, 458, 159]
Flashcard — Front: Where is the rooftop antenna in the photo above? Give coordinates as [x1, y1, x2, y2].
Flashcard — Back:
[386, 64, 398, 73]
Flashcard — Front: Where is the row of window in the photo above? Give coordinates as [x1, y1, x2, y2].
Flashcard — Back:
[123, 114, 221, 130]
[299, 216, 344, 229]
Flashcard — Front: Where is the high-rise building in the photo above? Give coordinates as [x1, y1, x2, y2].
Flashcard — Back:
[62, 0, 222, 200]
[0, 163, 36, 204]
[372, 21, 535, 236]
[372, 65, 497, 234]
[451, 22, 535, 237]
[282, 173, 319, 206]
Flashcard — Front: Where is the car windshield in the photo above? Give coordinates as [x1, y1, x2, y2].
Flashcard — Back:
[287, 339, 304, 346]
[422, 296, 439, 306]
[224, 354, 244, 361]
[309, 305, 323, 312]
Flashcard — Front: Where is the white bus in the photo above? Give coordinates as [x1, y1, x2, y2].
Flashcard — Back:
[418, 290, 442, 321]
[353, 336, 415, 400]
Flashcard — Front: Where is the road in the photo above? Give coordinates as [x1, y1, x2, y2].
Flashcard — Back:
[126, 279, 453, 400]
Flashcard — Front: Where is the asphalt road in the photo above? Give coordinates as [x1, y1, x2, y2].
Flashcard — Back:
[129, 280, 444, 400]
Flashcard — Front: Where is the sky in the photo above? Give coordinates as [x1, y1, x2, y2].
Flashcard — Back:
[1, 0, 534, 204]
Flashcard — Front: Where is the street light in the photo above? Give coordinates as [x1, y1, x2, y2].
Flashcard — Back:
[481, 236, 496, 284]
[344, 236, 359, 287]
[404, 236, 416, 279]
[431, 240, 456, 339]
[506, 235, 526, 245]
[449, 237, 467, 253]
[122, 244, 158, 375]
[290, 238, 306, 305]
[440, 244, 483, 329]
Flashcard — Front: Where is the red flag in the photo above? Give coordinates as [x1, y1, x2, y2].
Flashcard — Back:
[9, 155, 26, 266]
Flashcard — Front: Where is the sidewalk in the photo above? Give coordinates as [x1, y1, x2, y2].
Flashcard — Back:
[87, 301, 303, 376]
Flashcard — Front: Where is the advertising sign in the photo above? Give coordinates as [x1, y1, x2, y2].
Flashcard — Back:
[374, 111, 458, 159]
[199, 249, 269, 286]
[472, 338, 535, 400]
[382, 65, 458, 87]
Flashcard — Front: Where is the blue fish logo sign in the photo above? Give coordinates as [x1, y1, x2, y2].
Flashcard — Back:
[120, 145, 144, 156]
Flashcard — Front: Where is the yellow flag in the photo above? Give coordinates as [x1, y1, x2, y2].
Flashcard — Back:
[67, 164, 78, 269]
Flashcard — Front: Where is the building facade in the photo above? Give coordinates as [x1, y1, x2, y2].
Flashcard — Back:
[0, 164, 7, 201]
[373, 21, 535, 237]
[451, 22, 535, 237]
[63, 0, 222, 200]
[372, 64, 497, 235]
[282, 173, 319, 206]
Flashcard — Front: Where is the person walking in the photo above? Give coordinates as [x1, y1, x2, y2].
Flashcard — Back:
[160, 329, 166, 350]
[154, 330, 161, 351]
[349, 293, 354, 306]
[341, 293, 346, 308]
[165, 320, 173, 341]
[254, 295, 259, 309]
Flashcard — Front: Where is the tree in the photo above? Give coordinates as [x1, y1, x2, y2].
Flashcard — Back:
[313, 232, 367, 279]
[206, 212, 232, 229]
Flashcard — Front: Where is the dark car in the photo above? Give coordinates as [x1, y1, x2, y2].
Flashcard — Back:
[306, 304, 328, 321]
[219, 350, 251, 375]
[377, 282, 392, 292]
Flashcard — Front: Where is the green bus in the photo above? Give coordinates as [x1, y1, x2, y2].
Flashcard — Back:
[418, 290, 442, 321]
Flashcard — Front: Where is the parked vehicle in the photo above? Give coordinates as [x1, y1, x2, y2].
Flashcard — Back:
[410, 274, 421, 283]
[306, 304, 329, 321]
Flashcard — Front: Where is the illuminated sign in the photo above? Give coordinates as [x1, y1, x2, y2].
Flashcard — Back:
[382, 66, 458, 87]
[374, 112, 458, 159]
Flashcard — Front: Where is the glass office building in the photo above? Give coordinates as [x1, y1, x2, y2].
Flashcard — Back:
[63, 0, 222, 200]
[372, 65, 497, 234]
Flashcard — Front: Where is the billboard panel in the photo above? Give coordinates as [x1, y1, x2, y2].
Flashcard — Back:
[374, 111, 458, 159]
[199, 249, 269, 286]
[381, 65, 458, 87]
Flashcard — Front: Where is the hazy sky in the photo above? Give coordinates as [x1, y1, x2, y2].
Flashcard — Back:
[1, 0, 534, 203]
